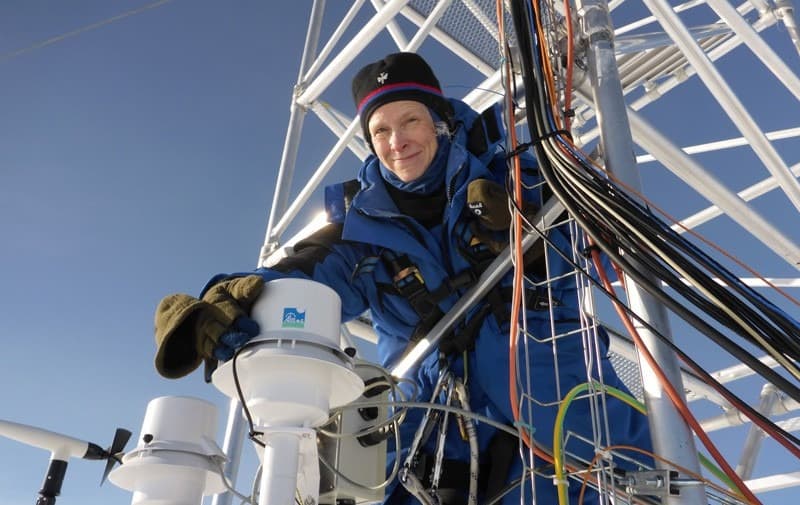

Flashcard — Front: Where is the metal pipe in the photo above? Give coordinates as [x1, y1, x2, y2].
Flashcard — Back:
[371, 0, 410, 49]
[636, 127, 800, 163]
[403, 0, 454, 52]
[577, 2, 771, 145]
[395, 2, 496, 77]
[672, 163, 800, 234]
[626, 107, 800, 269]
[215, 4, 329, 505]
[699, 389, 799, 433]
[270, 118, 362, 238]
[614, 0, 706, 35]
[642, 0, 800, 214]
[774, 0, 800, 54]
[302, 0, 367, 83]
[209, 400, 246, 505]
[573, 0, 706, 501]
[297, 0, 410, 106]
[260, 0, 329, 258]
[705, 0, 800, 102]
[736, 383, 780, 479]
[606, 332, 729, 406]
[311, 102, 371, 160]
[391, 197, 566, 377]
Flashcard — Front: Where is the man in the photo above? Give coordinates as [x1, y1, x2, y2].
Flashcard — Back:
[153, 52, 652, 504]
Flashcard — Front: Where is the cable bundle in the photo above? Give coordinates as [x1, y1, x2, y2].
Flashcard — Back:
[503, 0, 800, 501]
[506, 0, 800, 401]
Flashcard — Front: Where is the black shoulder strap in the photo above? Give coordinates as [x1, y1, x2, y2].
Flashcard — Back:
[342, 179, 361, 212]
[466, 105, 504, 162]
[324, 178, 362, 223]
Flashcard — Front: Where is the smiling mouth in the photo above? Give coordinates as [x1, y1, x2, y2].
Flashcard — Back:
[393, 151, 421, 162]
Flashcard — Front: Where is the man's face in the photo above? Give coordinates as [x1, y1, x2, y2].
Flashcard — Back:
[367, 100, 438, 183]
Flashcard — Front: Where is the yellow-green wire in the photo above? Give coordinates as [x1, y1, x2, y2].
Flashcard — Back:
[552, 381, 736, 505]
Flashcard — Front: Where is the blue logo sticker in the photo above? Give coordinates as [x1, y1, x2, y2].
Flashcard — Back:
[282, 307, 306, 328]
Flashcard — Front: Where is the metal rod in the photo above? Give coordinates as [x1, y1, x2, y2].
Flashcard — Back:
[311, 102, 371, 160]
[214, 4, 328, 505]
[395, 2, 496, 77]
[672, 162, 800, 233]
[302, 0, 367, 83]
[626, 106, 800, 269]
[636, 127, 800, 163]
[574, 0, 707, 502]
[705, 0, 800, 102]
[261, 0, 329, 258]
[576, 3, 774, 145]
[296, 0, 410, 106]
[270, 118, 362, 238]
[700, 387, 799, 433]
[403, 0, 454, 52]
[391, 197, 565, 377]
[371, 0, 410, 49]
[642, 0, 800, 213]
[736, 383, 779, 479]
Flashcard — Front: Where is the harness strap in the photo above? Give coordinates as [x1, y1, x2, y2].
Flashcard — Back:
[466, 105, 504, 165]
[410, 428, 520, 505]
[483, 429, 520, 502]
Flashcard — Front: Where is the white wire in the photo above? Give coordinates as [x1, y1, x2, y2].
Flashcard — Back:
[0, 0, 175, 64]
[212, 458, 255, 505]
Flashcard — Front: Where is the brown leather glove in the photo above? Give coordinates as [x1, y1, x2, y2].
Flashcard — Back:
[153, 275, 265, 378]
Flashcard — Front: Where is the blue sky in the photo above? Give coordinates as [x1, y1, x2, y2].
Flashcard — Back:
[1, 1, 798, 505]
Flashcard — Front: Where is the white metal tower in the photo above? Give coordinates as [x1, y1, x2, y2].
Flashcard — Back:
[212, 1, 800, 504]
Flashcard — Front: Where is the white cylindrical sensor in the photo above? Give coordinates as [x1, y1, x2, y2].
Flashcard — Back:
[109, 396, 225, 505]
[212, 278, 364, 428]
[252, 277, 342, 347]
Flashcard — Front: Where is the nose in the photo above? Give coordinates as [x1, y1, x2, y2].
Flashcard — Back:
[389, 129, 407, 151]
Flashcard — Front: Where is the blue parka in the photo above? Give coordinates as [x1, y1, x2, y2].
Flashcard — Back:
[215, 99, 652, 504]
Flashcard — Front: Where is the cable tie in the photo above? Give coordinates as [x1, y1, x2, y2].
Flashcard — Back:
[581, 244, 602, 258]
[538, 129, 572, 143]
[595, 447, 613, 460]
[506, 141, 533, 159]
[506, 130, 573, 159]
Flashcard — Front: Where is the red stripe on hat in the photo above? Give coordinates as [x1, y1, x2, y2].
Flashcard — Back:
[357, 82, 444, 113]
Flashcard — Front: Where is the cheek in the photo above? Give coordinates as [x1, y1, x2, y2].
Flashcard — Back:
[373, 142, 391, 163]
[425, 136, 438, 160]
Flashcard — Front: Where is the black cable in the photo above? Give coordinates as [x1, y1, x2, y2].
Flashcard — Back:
[540, 168, 800, 403]
[505, 187, 800, 450]
[528, 117, 800, 380]
[232, 342, 266, 447]
[551, 150, 800, 367]
[498, 0, 800, 444]
[506, 0, 764, 376]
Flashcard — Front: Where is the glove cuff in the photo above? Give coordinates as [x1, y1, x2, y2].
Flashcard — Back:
[154, 294, 207, 378]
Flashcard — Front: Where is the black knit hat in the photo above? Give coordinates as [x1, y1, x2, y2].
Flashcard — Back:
[352, 52, 454, 149]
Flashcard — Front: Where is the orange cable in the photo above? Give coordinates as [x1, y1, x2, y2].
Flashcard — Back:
[591, 248, 762, 504]
[496, 0, 529, 450]
[580, 151, 799, 309]
[562, 0, 574, 131]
